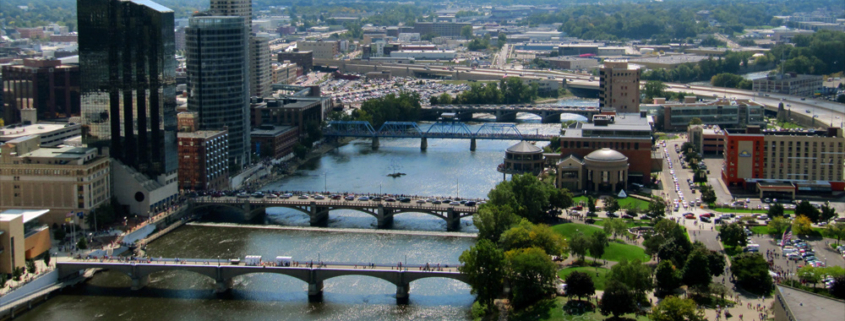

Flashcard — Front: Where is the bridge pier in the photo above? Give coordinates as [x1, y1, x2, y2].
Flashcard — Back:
[541, 113, 561, 123]
[495, 112, 517, 122]
[377, 204, 394, 229]
[445, 208, 461, 232]
[457, 112, 473, 122]
[420, 137, 427, 151]
[310, 202, 329, 227]
[470, 138, 476, 151]
[372, 137, 380, 150]
[308, 280, 324, 302]
[131, 275, 149, 291]
[396, 282, 410, 304]
[216, 278, 233, 293]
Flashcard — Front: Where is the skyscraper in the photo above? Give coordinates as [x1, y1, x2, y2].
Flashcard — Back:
[210, 0, 272, 98]
[78, 0, 178, 179]
[209, 0, 252, 27]
[599, 61, 641, 113]
[186, 14, 250, 167]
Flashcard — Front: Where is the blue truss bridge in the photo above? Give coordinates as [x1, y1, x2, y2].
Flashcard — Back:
[323, 121, 555, 150]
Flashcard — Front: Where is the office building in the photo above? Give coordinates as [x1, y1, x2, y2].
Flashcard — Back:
[250, 96, 327, 137]
[272, 62, 299, 85]
[722, 126, 845, 197]
[688, 125, 726, 155]
[0, 122, 81, 148]
[177, 125, 229, 191]
[599, 61, 641, 113]
[413, 22, 471, 38]
[250, 36, 272, 97]
[2, 58, 80, 123]
[540, 57, 598, 71]
[277, 50, 313, 74]
[752, 73, 823, 97]
[559, 44, 599, 56]
[186, 14, 250, 168]
[210, 0, 252, 27]
[0, 209, 51, 274]
[559, 113, 659, 184]
[250, 125, 298, 160]
[643, 98, 766, 131]
[0, 135, 110, 225]
[297, 40, 339, 60]
[78, 0, 178, 179]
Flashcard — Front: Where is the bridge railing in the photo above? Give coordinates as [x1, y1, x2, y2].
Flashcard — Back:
[63, 258, 464, 270]
[193, 198, 479, 213]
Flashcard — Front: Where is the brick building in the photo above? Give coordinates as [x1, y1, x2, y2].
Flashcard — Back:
[176, 112, 229, 191]
[599, 61, 641, 113]
[250, 125, 299, 159]
[2, 58, 80, 123]
[412, 22, 471, 37]
[277, 50, 313, 74]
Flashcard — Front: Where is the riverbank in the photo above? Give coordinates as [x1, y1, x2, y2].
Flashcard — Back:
[186, 222, 478, 238]
[246, 137, 354, 192]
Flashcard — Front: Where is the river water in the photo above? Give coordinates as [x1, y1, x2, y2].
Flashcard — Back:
[22, 98, 595, 320]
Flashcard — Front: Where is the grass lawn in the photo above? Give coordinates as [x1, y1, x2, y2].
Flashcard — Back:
[618, 197, 651, 211]
[657, 133, 680, 141]
[593, 219, 652, 228]
[558, 267, 610, 290]
[749, 226, 770, 235]
[552, 223, 650, 262]
[510, 297, 651, 321]
[573, 196, 589, 205]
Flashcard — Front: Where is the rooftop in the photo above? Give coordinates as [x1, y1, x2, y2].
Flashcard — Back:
[628, 54, 709, 64]
[18, 146, 96, 159]
[507, 141, 542, 154]
[776, 286, 845, 321]
[251, 125, 296, 136]
[0, 209, 49, 223]
[177, 130, 227, 139]
[585, 148, 628, 162]
[0, 123, 79, 140]
[562, 113, 653, 139]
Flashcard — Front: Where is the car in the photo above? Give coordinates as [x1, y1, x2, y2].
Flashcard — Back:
[639, 215, 651, 220]
[449, 201, 461, 206]
[331, 195, 342, 200]
[803, 256, 817, 262]
[400, 198, 412, 203]
[298, 195, 309, 199]
[416, 199, 426, 204]
[345, 195, 355, 201]
[432, 200, 442, 205]
[466, 201, 477, 206]
[763, 198, 771, 203]
[266, 194, 278, 199]
[606, 213, 619, 218]
[385, 198, 396, 202]
[786, 253, 802, 261]
[237, 193, 250, 199]
[358, 196, 369, 201]
[371, 197, 382, 201]
[621, 214, 634, 219]
[801, 251, 816, 258]
[313, 195, 325, 200]
[684, 214, 695, 219]
[251, 192, 264, 198]
[700, 216, 711, 223]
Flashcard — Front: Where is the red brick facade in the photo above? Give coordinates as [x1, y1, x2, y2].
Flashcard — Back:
[560, 138, 653, 183]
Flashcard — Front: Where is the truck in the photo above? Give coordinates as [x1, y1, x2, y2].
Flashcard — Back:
[276, 256, 293, 267]
[244, 255, 263, 266]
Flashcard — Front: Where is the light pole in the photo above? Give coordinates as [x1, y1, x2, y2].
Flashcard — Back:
[324, 172, 327, 192]
[457, 178, 460, 199]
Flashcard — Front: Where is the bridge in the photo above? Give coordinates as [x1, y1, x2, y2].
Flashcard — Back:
[187, 195, 478, 231]
[422, 104, 599, 122]
[323, 121, 555, 150]
[56, 259, 467, 304]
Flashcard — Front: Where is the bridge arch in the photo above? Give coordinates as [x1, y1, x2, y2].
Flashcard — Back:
[189, 203, 250, 216]
[390, 209, 448, 221]
[222, 269, 312, 285]
[405, 273, 470, 286]
[313, 206, 378, 218]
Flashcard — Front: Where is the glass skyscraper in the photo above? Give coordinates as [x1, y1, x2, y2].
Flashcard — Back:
[78, 0, 178, 179]
[185, 14, 250, 167]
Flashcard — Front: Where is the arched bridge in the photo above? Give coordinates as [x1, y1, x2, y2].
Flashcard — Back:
[422, 104, 599, 123]
[57, 259, 468, 304]
[188, 196, 478, 231]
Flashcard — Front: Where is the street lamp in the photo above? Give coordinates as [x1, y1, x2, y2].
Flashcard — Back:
[324, 172, 327, 192]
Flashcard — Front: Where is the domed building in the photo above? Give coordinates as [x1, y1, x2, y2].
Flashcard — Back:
[556, 148, 630, 193]
[498, 141, 544, 177]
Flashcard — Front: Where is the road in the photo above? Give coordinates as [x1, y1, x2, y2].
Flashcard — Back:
[59, 256, 463, 272]
[194, 194, 482, 212]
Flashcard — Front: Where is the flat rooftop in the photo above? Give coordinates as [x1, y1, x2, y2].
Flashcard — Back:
[629, 54, 708, 64]
[0, 123, 78, 139]
[562, 113, 653, 138]
[18, 146, 95, 159]
[177, 130, 227, 139]
[0, 209, 49, 223]
[776, 286, 845, 321]
[251, 125, 296, 136]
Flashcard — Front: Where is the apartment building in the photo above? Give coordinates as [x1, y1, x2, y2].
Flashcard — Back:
[599, 61, 641, 113]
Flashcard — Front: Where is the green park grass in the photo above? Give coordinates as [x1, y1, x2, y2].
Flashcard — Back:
[552, 223, 650, 262]
[618, 197, 651, 211]
[558, 267, 610, 290]
[656, 133, 680, 141]
[593, 219, 652, 228]
[510, 297, 651, 321]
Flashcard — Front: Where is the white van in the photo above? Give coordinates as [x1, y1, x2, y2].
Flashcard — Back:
[744, 244, 760, 252]
[275, 256, 293, 267]
[244, 255, 263, 266]
[782, 247, 797, 255]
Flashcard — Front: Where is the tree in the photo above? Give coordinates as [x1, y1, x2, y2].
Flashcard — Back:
[497, 33, 507, 48]
[43, 252, 51, 267]
[655, 260, 681, 295]
[831, 275, 845, 299]
[793, 215, 813, 235]
[608, 259, 654, 300]
[599, 280, 637, 318]
[795, 200, 821, 223]
[689, 117, 703, 125]
[549, 188, 574, 210]
[605, 197, 620, 214]
[768, 203, 785, 218]
[506, 247, 557, 308]
[680, 142, 697, 155]
[819, 204, 838, 223]
[460, 25, 473, 40]
[767, 217, 791, 237]
[487, 173, 554, 223]
[648, 196, 667, 218]
[12, 267, 23, 281]
[26, 259, 36, 274]
[0, 274, 6, 288]
[827, 222, 845, 243]
[798, 266, 822, 288]
[731, 253, 773, 294]
[499, 220, 567, 256]
[53, 228, 66, 241]
[699, 184, 717, 204]
[652, 296, 705, 321]
[564, 271, 595, 301]
[681, 250, 711, 293]
[473, 204, 519, 244]
[459, 239, 505, 307]
[719, 223, 747, 248]
[293, 143, 308, 159]
[77, 237, 88, 250]
[589, 231, 609, 262]
[569, 232, 590, 262]
[643, 80, 668, 99]
[706, 250, 726, 278]
[587, 196, 597, 214]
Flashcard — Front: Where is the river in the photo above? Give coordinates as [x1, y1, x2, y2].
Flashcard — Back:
[21, 98, 595, 320]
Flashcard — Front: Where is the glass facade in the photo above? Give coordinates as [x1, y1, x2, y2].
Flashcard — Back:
[185, 15, 250, 167]
[78, 0, 178, 178]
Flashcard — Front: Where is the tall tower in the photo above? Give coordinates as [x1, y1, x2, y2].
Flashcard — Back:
[78, 0, 178, 178]
[209, 0, 252, 27]
[186, 14, 250, 167]
[210, 0, 272, 98]
[599, 61, 641, 113]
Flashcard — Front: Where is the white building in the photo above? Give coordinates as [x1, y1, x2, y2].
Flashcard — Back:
[390, 50, 457, 60]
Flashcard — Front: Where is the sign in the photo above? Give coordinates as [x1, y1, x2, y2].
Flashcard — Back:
[739, 150, 752, 157]
[77, 212, 84, 218]
[255, 142, 261, 154]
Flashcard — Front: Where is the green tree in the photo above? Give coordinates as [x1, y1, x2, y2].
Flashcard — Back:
[655, 260, 681, 295]
[681, 250, 711, 293]
[357, 92, 422, 128]
[293, 143, 308, 159]
[549, 188, 574, 210]
[795, 200, 821, 223]
[506, 247, 557, 308]
[499, 220, 567, 256]
[798, 266, 822, 288]
[564, 271, 595, 301]
[53, 228, 66, 241]
[77, 237, 88, 250]
[680, 142, 698, 154]
[706, 250, 726, 278]
[487, 173, 554, 223]
[831, 276, 845, 299]
[25, 259, 36, 274]
[652, 296, 705, 321]
[43, 251, 51, 267]
[0, 274, 6, 288]
[473, 204, 519, 244]
[605, 197, 620, 214]
[587, 196, 597, 214]
[819, 204, 838, 223]
[768, 203, 785, 218]
[689, 117, 703, 125]
[767, 217, 791, 237]
[589, 231, 609, 262]
[599, 280, 638, 318]
[459, 239, 505, 307]
[497, 33, 507, 48]
[643, 80, 668, 99]
[648, 196, 667, 217]
[608, 259, 654, 300]
[12, 267, 23, 281]
[436, 92, 452, 105]
[731, 253, 774, 294]
[793, 215, 814, 235]
[827, 222, 845, 243]
[460, 25, 473, 40]
[699, 184, 717, 204]
[719, 223, 747, 248]
[569, 232, 590, 262]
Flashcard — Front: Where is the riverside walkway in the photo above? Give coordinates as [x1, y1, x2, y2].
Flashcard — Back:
[57, 258, 467, 303]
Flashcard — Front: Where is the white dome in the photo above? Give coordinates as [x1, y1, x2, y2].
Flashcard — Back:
[584, 148, 627, 162]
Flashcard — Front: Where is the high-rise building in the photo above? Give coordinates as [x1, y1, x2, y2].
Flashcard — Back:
[2, 58, 80, 123]
[250, 36, 272, 97]
[599, 61, 641, 113]
[209, 0, 252, 27]
[186, 14, 250, 167]
[78, 0, 178, 179]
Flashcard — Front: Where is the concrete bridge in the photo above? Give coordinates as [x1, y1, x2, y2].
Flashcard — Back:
[56, 260, 468, 304]
[422, 104, 599, 122]
[187, 196, 477, 231]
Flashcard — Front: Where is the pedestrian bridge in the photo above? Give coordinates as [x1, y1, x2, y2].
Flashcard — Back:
[422, 104, 599, 122]
[57, 259, 468, 304]
[188, 196, 478, 231]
